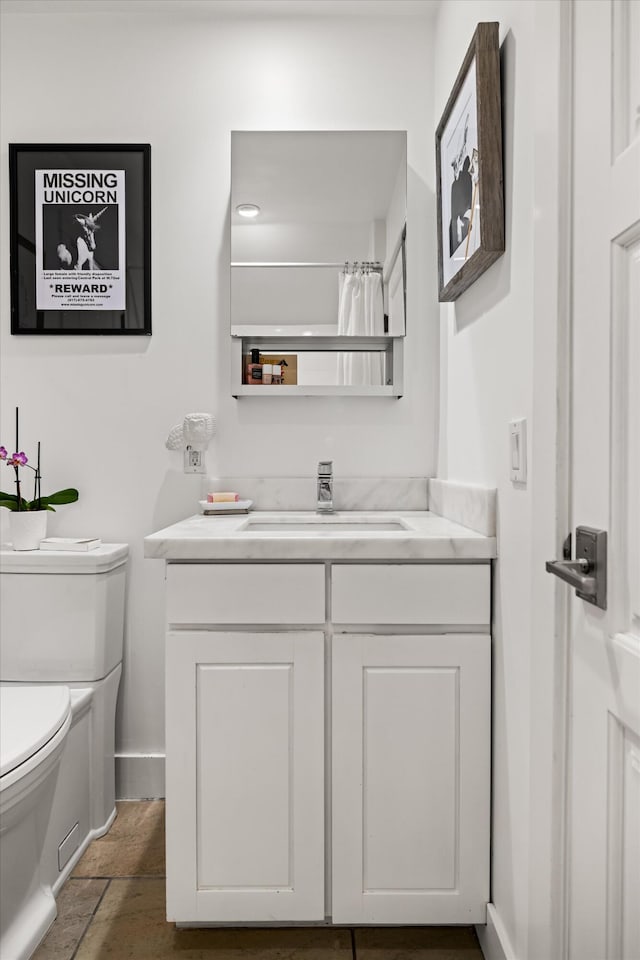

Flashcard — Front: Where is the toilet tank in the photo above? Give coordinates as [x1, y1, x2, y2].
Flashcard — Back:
[0, 544, 128, 682]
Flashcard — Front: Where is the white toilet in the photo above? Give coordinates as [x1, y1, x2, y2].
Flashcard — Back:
[0, 543, 128, 960]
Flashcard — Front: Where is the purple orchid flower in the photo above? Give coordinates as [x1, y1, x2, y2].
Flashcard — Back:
[1, 410, 79, 513]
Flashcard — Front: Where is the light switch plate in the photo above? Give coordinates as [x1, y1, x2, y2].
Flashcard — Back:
[509, 418, 527, 483]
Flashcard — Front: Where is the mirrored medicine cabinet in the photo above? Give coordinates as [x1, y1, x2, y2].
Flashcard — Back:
[230, 131, 407, 397]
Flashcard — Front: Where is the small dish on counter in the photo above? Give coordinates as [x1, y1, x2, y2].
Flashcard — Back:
[199, 499, 253, 515]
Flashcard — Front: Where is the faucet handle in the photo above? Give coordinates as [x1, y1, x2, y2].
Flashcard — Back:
[318, 460, 333, 477]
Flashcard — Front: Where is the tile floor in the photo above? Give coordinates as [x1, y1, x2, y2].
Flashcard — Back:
[33, 801, 484, 959]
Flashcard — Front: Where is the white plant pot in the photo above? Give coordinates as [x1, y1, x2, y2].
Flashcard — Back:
[9, 510, 48, 551]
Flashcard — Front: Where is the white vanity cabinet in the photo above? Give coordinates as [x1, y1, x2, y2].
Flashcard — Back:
[163, 559, 491, 926]
[331, 632, 490, 924]
[165, 629, 325, 922]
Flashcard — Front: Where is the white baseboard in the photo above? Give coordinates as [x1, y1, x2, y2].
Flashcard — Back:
[476, 903, 517, 960]
[115, 754, 165, 799]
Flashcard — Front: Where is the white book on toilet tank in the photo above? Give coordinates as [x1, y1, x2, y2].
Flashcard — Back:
[39, 537, 102, 551]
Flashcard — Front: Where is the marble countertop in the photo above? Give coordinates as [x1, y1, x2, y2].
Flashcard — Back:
[144, 511, 496, 562]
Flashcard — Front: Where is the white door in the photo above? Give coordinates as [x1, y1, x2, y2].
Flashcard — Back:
[565, 2, 640, 956]
[165, 630, 325, 923]
[331, 633, 490, 924]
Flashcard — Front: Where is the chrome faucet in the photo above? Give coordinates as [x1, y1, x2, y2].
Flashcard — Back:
[317, 461, 334, 513]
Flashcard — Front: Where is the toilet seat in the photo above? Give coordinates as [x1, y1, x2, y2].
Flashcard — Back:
[0, 686, 72, 960]
[0, 686, 71, 779]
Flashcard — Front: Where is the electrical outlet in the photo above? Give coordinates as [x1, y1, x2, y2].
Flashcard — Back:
[184, 447, 205, 474]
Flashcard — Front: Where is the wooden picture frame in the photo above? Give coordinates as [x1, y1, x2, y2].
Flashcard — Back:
[9, 143, 151, 334]
[435, 22, 504, 302]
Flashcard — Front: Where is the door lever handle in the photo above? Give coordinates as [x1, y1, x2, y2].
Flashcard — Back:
[545, 558, 596, 595]
[545, 526, 607, 610]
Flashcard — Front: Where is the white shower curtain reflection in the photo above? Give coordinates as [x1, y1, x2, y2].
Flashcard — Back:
[337, 267, 384, 385]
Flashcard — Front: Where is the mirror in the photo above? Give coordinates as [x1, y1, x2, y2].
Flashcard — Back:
[231, 131, 406, 338]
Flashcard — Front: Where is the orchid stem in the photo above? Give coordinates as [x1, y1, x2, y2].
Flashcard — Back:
[34, 440, 41, 509]
[15, 406, 22, 511]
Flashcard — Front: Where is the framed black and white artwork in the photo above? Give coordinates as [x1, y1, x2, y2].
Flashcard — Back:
[435, 23, 504, 302]
[9, 143, 151, 334]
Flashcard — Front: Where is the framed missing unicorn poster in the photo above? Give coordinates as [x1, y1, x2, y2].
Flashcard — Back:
[9, 144, 151, 334]
[435, 23, 504, 302]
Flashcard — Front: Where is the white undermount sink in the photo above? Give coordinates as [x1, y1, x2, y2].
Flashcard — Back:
[240, 516, 410, 533]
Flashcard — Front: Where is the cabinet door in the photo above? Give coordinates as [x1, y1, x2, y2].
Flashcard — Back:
[332, 633, 490, 924]
[166, 630, 325, 922]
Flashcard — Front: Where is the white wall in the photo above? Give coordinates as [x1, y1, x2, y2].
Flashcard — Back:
[434, 3, 562, 959]
[233, 221, 372, 262]
[0, 3, 438, 791]
[385, 158, 407, 270]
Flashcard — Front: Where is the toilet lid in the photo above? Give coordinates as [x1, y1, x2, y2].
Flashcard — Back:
[0, 686, 71, 778]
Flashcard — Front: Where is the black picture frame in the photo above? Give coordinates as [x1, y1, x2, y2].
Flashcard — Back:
[435, 23, 504, 302]
[9, 143, 151, 334]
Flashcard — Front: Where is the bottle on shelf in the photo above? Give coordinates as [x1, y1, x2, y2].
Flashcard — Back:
[246, 349, 263, 384]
